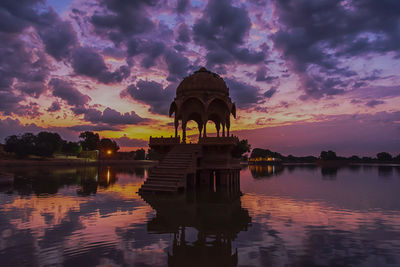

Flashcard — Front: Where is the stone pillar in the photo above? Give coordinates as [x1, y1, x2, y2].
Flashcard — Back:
[198, 122, 203, 140]
[222, 123, 225, 137]
[199, 170, 211, 188]
[182, 120, 187, 143]
[203, 121, 207, 137]
[216, 122, 220, 137]
[174, 118, 179, 138]
[219, 170, 229, 188]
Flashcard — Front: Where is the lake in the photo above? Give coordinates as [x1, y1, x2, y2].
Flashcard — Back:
[0, 164, 400, 266]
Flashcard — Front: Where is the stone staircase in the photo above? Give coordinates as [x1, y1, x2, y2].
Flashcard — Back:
[139, 145, 201, 193]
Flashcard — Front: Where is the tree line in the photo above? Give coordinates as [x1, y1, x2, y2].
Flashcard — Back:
[250, 148, 400, 163]
[3, 131, 149, 159]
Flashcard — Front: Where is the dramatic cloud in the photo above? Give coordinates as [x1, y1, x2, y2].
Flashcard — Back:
[122, 80, 175, 115]
[67, 124, 120, 132]
[193, 0, 265, 66]
[47, 101, 61, 112]
[272, 0, 400, 99]
[256, 66, 278, 83]
[38, 11, 78, 60]
[176, 0, 190, 14]
[113, 135, 147, 148]
[0, 0, 399, 154]
[49, 78, 91, 108]
[71, 47, 130, 84]
[263, 87, 277, 98]
[0, 34, 49, 98]
[90, 0, 156, 44]
[225, 78, 263, 108]
[83, 107, 145, 126]
[176, 23, 191, 43]
[366, 100, 385, 108]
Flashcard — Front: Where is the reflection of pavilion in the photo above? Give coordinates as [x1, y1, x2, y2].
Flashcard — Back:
[140, 68, 242, 194]
[248, 164, 284, 178]
[141, 189, 251, 267]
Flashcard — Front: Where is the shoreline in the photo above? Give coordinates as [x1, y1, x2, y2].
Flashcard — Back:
[0, 159, 159, 168]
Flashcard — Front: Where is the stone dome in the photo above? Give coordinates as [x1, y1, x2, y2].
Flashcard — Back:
[176, 67, 229, 96]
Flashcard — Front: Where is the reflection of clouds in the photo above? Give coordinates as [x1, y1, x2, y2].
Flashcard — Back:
[1, 166, 400, 266]
[238, 193, 400, 266]
[0, 167, 161, 266]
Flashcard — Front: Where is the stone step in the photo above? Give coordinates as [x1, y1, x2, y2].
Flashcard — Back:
[148, 174, 183, 179]
[144, 181, 179, 186]
[148, 176, 182, 180]
[159, 160, 190, 164]
[139, 186, 177, 193]
[144, 178, 182, 184]
[158, 163, 190, 167]
[148, 171, 183, 176]
[140, 184, 179, 192]
[161, 158, 191, 162]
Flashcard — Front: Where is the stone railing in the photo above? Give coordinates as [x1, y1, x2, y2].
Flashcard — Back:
[198, 136, 239, 145]
[149, 136, 180, 145]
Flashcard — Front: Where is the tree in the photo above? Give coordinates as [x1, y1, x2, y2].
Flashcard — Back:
[394, 154, 400, 162]
[135, 148, 146, 160]
[99, 138, 119, 156]
[62, 141, 82, 156]
[79, 131, 100, 151]
[320, 150, 337, 160]
[4, 133, 37, 158]
[146, 149, 160, 160]
[35, 132, 63, 157]
[250, 148, 282, 159]
[377, 152, 392, 161]
[232, 139, 251, 158]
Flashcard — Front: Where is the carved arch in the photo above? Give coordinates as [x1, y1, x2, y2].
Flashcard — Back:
[169, 101, 177, 117]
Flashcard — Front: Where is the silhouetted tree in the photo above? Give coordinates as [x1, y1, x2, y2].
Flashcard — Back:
[62, 141, 82, 156]
[5, 133, 37, 158]
[99, 138, 119, 156]
[250, 148, 282, 159]
[377, 152, 392, 161]
[135, 148, 146, 160]
[394, 154, 400, 162]
[146, 149, 160, 160]
[232, 139, 251, 158]
[35, 132, 63, 157]
[79, 131, 100, 151]
[349, 155, 360, 161]
[320, 150, 337, 160]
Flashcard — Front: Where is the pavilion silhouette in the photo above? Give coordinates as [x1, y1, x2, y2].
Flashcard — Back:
[140, 67, 241, 194]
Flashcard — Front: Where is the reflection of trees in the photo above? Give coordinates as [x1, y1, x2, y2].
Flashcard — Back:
[321, 167, 339, 179]
[248, 165, 284, 178]
[378, 166, 393, 178]
[141, 190, 251, 267]
[13, 168, 80, 195]
[9, 166, 120, 196]
[77, 167, 117, 195]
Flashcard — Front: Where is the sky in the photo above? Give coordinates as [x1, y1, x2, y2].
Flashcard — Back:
[0, 0, 399, 156]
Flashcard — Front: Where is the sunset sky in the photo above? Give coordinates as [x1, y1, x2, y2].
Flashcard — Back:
[0, 0, 399, 156]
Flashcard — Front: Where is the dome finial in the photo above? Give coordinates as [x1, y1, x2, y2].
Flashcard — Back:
[198, 66, 208, 72]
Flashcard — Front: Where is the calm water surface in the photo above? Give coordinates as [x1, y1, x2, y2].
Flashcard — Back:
[0, 165, 400, 266]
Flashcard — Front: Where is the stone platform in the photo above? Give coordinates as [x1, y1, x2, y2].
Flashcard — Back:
[139, 136, 241, 194]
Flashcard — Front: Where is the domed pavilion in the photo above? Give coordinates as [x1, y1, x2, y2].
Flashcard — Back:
[142, 67, 241, 194]
[169, 67, 236, 143]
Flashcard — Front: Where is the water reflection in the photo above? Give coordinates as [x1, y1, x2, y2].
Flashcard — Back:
[0, 165, 399, 266]
[248, 165, 284, 178]
[141, 191, 251, 267]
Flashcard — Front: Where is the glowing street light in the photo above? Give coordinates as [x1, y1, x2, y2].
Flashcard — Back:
[107, 150, 112, 155]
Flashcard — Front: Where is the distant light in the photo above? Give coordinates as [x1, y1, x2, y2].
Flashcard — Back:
[107, 150, 112, 155]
